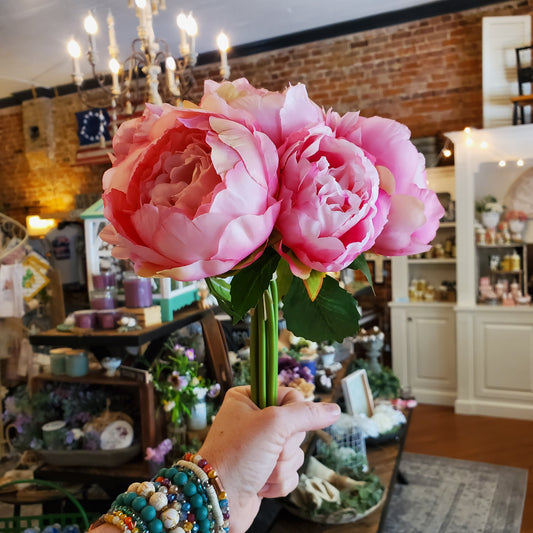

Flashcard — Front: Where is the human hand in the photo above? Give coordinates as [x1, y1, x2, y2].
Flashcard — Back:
[199, 385, 341, 533]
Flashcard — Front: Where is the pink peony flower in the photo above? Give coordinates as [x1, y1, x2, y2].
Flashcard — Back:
[274, 106, 390, 278]
[100, 103, 280, 281]
[331, 115, 445, 256]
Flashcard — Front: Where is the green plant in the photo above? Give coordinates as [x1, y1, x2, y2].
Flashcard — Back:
[475, 195, 503, 214]
[150, 341, 220, 424]
[350, 359, 401, 399]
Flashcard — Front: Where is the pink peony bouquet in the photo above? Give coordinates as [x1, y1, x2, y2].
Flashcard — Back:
[100, 78, 444, 406]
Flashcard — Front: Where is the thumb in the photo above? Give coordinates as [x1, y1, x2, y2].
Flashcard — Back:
[273, 401, 341, 436]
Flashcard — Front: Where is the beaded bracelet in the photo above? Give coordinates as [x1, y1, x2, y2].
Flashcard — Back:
[98, 453, 229, 533]
[177, 453, 229, 533]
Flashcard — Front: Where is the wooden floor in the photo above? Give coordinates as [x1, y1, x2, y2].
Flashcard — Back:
[404, 404, 533, 533]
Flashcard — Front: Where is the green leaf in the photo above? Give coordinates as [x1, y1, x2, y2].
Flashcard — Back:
[230, 247, 280, 323]
[206, 277, 240, 322]
[275, 259, 293, 300]
[303, 270, 326, 301]
[347, 254, 373, 286]
[282, 275, 361, 342]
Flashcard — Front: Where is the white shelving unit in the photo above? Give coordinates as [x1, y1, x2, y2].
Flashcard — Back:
[390, 166, 458, 405]
[448, 124, 533, 420]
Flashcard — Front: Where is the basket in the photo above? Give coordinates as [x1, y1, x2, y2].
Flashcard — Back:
[0, 478, 99, 533]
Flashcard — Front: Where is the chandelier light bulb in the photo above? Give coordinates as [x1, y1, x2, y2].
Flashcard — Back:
[166, 56, 176, 71]
[109, 58, 121, 74]
[517, 159, 524, 167]
[177, 12, 188, 30]
[67, 39, 82, 58]
[84, 13, 98, 35]
[135, 0, 147, 9]
[217, 32, 229, 52]
[442, 148, 452, 158]
[498, 160, 506, 167]
[186, 14, 198, 36]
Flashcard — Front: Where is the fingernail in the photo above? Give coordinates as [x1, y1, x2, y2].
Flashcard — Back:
[323, 402, 341, 416]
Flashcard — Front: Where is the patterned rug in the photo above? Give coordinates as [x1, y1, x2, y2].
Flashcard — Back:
[383, 453, 528, 533]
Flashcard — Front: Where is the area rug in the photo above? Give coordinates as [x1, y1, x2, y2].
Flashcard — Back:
[382, 452, 528, 533]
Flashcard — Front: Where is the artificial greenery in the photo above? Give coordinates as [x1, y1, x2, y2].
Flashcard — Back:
[317, 473, 384, 516]
[350, 359, 401, 399]
[316, 441, 368, 479]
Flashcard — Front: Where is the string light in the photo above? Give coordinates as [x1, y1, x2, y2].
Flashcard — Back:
[498, 160, 506, 167]
[517, 159, 524, 167]
[465, 137, 473, 146]
[442, 148, 452, 158]
[480, 141, 488, 149]
[464, 127, 471, 134]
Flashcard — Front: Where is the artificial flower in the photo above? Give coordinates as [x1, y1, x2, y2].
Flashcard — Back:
[505, 210, 528, 222]
[100, 102, 280, 281]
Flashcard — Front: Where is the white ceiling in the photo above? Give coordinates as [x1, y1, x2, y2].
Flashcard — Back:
[0, 0, 437, 101]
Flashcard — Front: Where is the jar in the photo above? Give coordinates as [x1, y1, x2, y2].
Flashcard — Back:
[65, 349, 89, 377]
[511, 251, 521, 271]
[97, 310, 120, 330]
[74, 310, 96, 329]
[49, 348, 67, 375]
[92, 272, 116, 289]
[90, 288, 118, 310]
[123, 273, 153, 308]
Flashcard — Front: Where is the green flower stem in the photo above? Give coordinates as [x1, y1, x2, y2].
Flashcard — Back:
[265, 285, 278, 406]
[250, 308, 259, 406]
[257, 295, 267, 409]
[249, 281, 279, 408]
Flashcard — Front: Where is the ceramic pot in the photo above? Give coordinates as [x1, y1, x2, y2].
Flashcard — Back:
[187, 399, 207, 430]
[481, 211, 500, 230]
[508, 218, 526, 235]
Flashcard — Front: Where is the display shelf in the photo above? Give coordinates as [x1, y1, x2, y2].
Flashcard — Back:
[407, 258, 456, 265]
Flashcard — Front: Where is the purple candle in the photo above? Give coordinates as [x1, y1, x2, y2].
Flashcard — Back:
[123, 276, 152, 308]
[74, 310, 96, 329]
[90, 289, 118, 310]
[97, 311, 120, 329]
[92, 272, 116, 289]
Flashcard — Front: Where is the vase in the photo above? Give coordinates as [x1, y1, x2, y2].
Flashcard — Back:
[481, 211, 500, 230]
[187, 399, 207, 430]
[508, 218, 526, 240]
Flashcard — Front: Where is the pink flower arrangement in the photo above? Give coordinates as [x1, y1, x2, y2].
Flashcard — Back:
[504, 210, 528, 222]
[101, 78, 444, 406]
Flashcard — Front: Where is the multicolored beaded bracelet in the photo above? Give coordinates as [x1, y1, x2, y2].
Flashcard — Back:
[177, 454, 229, 533]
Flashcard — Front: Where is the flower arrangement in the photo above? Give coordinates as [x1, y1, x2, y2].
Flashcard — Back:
[475, 195, 504, 214]
[504, 210, 528, 222]
[100, 78, 444, 408]
[150, 342, 220, 424]
[278, 355, 316, 399]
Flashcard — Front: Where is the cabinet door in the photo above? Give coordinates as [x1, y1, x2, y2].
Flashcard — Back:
[406, 307, 456, 404]
[475, 312, 533, 402]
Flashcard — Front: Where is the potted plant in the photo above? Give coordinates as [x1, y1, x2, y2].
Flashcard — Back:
[475, 195, 504, 229]
[150, 343, 220, 433]
[504, 210, 528, 240]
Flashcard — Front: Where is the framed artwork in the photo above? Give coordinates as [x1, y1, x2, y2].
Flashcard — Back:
[341, 369, 374, 417]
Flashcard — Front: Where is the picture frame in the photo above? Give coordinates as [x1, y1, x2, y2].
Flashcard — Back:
[341, 369, 374, 417]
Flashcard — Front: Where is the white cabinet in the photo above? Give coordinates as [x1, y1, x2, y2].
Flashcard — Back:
[390, 166, 458, 406]
[448, 124, 533, 420]
[390, 303, 456, 405]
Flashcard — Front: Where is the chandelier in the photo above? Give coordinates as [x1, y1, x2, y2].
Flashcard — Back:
[67, 0, 230, 134]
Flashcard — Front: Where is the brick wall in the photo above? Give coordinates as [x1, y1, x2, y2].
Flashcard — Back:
[0, 0, 531, 223]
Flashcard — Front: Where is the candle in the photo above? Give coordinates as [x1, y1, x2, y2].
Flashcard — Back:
[74, 310, 96, 329]
[123, 274, 153, 308]
[92, 272, 116, 289]
[90, 288, 118, 310]
[177, 13, 189, 57]
[217, 32, 230, 80]
[107, 11, 119, 56]
[67, 39, 82, 85]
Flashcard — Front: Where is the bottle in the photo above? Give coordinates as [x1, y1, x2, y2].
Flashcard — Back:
[511, 250, 521, 271]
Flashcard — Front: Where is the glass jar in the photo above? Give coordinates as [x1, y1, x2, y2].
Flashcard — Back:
[90, 288, 118, 310]
[123, 272, 153, 308]
[92, 272, 116, 289]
